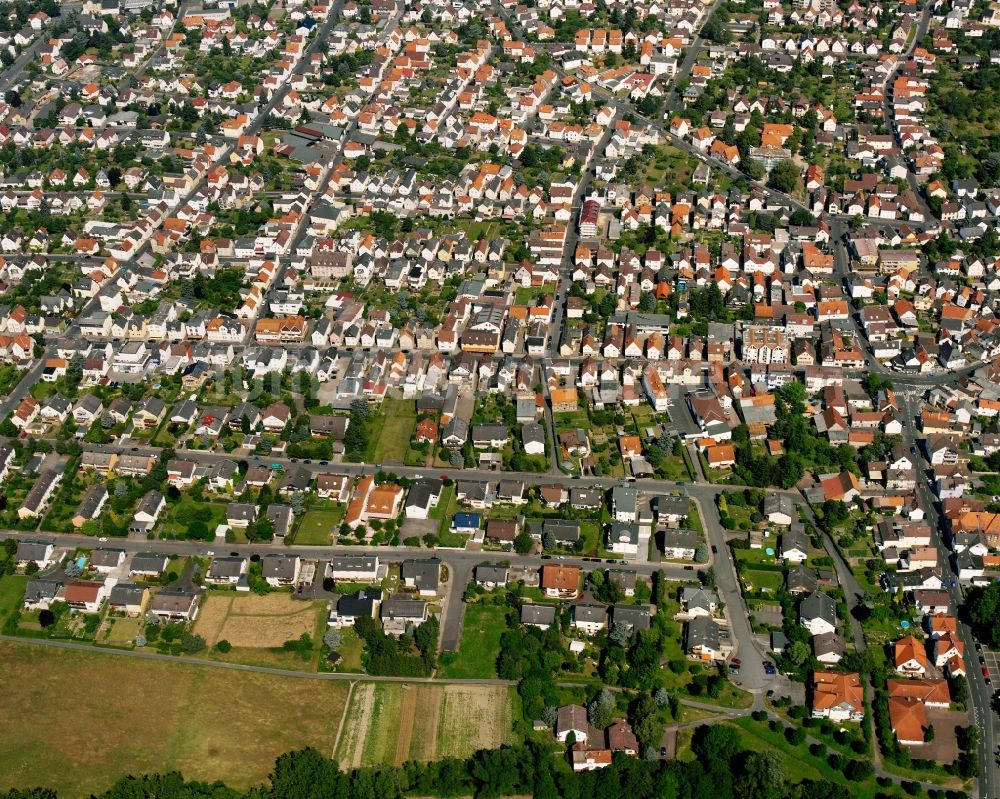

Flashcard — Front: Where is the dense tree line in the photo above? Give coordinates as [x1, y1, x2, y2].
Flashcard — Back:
[353, 614, 438, 676]
[2, 731, 882, 799]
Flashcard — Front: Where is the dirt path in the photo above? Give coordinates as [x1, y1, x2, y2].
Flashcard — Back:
[393, 685, 418, 765]
[331, 681, 356, 762]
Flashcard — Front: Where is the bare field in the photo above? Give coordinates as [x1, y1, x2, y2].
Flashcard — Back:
[333, 682, 515, 768]
[0, 641, 347, 799]
[194, 592, 323, 649]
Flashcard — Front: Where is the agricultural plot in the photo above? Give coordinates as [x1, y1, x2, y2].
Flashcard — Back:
[0, 641, 347, 799]
[334, 683, 516, 768]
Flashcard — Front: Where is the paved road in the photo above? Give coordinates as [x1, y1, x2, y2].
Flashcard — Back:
[898, 391, 996, 798]
[687, 488, 767, 692]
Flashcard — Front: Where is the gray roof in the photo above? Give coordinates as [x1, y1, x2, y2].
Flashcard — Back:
[781, 526, 810, 555]
[380, 597, 427, 619]
[612, 603, 652, 631]
[685, 616, 722, 651]
[520, 603, 556, 626]
[328, 554, 378, 573]
[24, 578, 61, 603]
[572, 603, 608, 624]
[681, 585, 717, 611]
[799, 590, 836, 624]
[262, 554, 299, 580]
[109, 582, 147, 607]
[130, 552, 168, 574]
[17, 540, 52, 561]
[401, 558, 441, 591]
[475, 564, 509, 584]
[208, 556, 246, 578]
[89, 547, 123, 568]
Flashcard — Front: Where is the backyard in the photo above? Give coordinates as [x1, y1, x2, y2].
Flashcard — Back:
[437, 603, 507, 679]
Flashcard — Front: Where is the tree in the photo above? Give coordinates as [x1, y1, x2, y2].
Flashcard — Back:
[216, 639, 232, 653]
[609, 621, 631, 646]
[924, 724, 935, 742]
[629, 694, 662, 751]
[768, 159, 800, 194]
[513, 532, 533, 554]
[180, 633, 206, 654]
[588, 689, 615, 729]
[787, 640, 810, 666]
[38, 609, 55, 628]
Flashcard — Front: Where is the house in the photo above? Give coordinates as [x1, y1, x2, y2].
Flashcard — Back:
[811, 672, 864, 721]
[685, 616, 730, 661]
[764, 494, 795, 525]
[680, 586, 718, 617]
[521, 603, 557, 629]
[23, 578, 61, 610]
[404, 480, 442, 519]
[401, 558, 441, 596]
[893, 634, 930, 675]
[612, 603, 652, 633]
[541, 564, 581, 598]
[555, 704, 589, 743]
[206, 556, 248, 585]
[150, 589, 200, 620]
[108, 583, 149, 616]
[267, 504, 295, 539]
[130, 490, 165, 533]
[606, 522, 639, 556]
[606, 720, 639, 755]
[16, 540, 55, 568]
[571, 745, 612, 772]
[329, 589, 382, 627]
[475, 564, 509, 588]
[572, 603, 608, 634]
[19, 469, 62, 519]
[661, 529, 699, 560]
[781, 526, 810, 563]
[129, 552, 169, 577]
[327, 554, 379, 582]
[486, 519, 520, 545]
[380, 596, 429, 636]
[799, 590, 836, 636]
[64, 581, 108, 612]
[226, 502, 257, 528]
[262, 554, 301, 587]
[611, 485, 639, 522]
[452, 512, 481, 534]
[813, 631, 847, 666]
[89, 547, 124, 573]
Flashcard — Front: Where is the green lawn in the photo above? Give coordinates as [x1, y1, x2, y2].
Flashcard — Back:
[295, 509, 343, 545]
[160, 497, 228, 538]
[372, 399, 417, 463]
[437, 604, 509, 679]
[0, 575, 27, 629]
[514, 285, 556, 305]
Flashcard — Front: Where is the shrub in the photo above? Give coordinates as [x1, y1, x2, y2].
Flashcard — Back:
[216, 639, 232, 653]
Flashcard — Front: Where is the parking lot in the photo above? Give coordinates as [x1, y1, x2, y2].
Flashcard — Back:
[981, 647, 1000, 685]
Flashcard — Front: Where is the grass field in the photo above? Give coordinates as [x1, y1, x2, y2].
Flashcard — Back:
[296, 509, 342, 545]
[0, 641, 348, 798]
[437, 604, 507, 679]
[334, 682, 516, 769]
